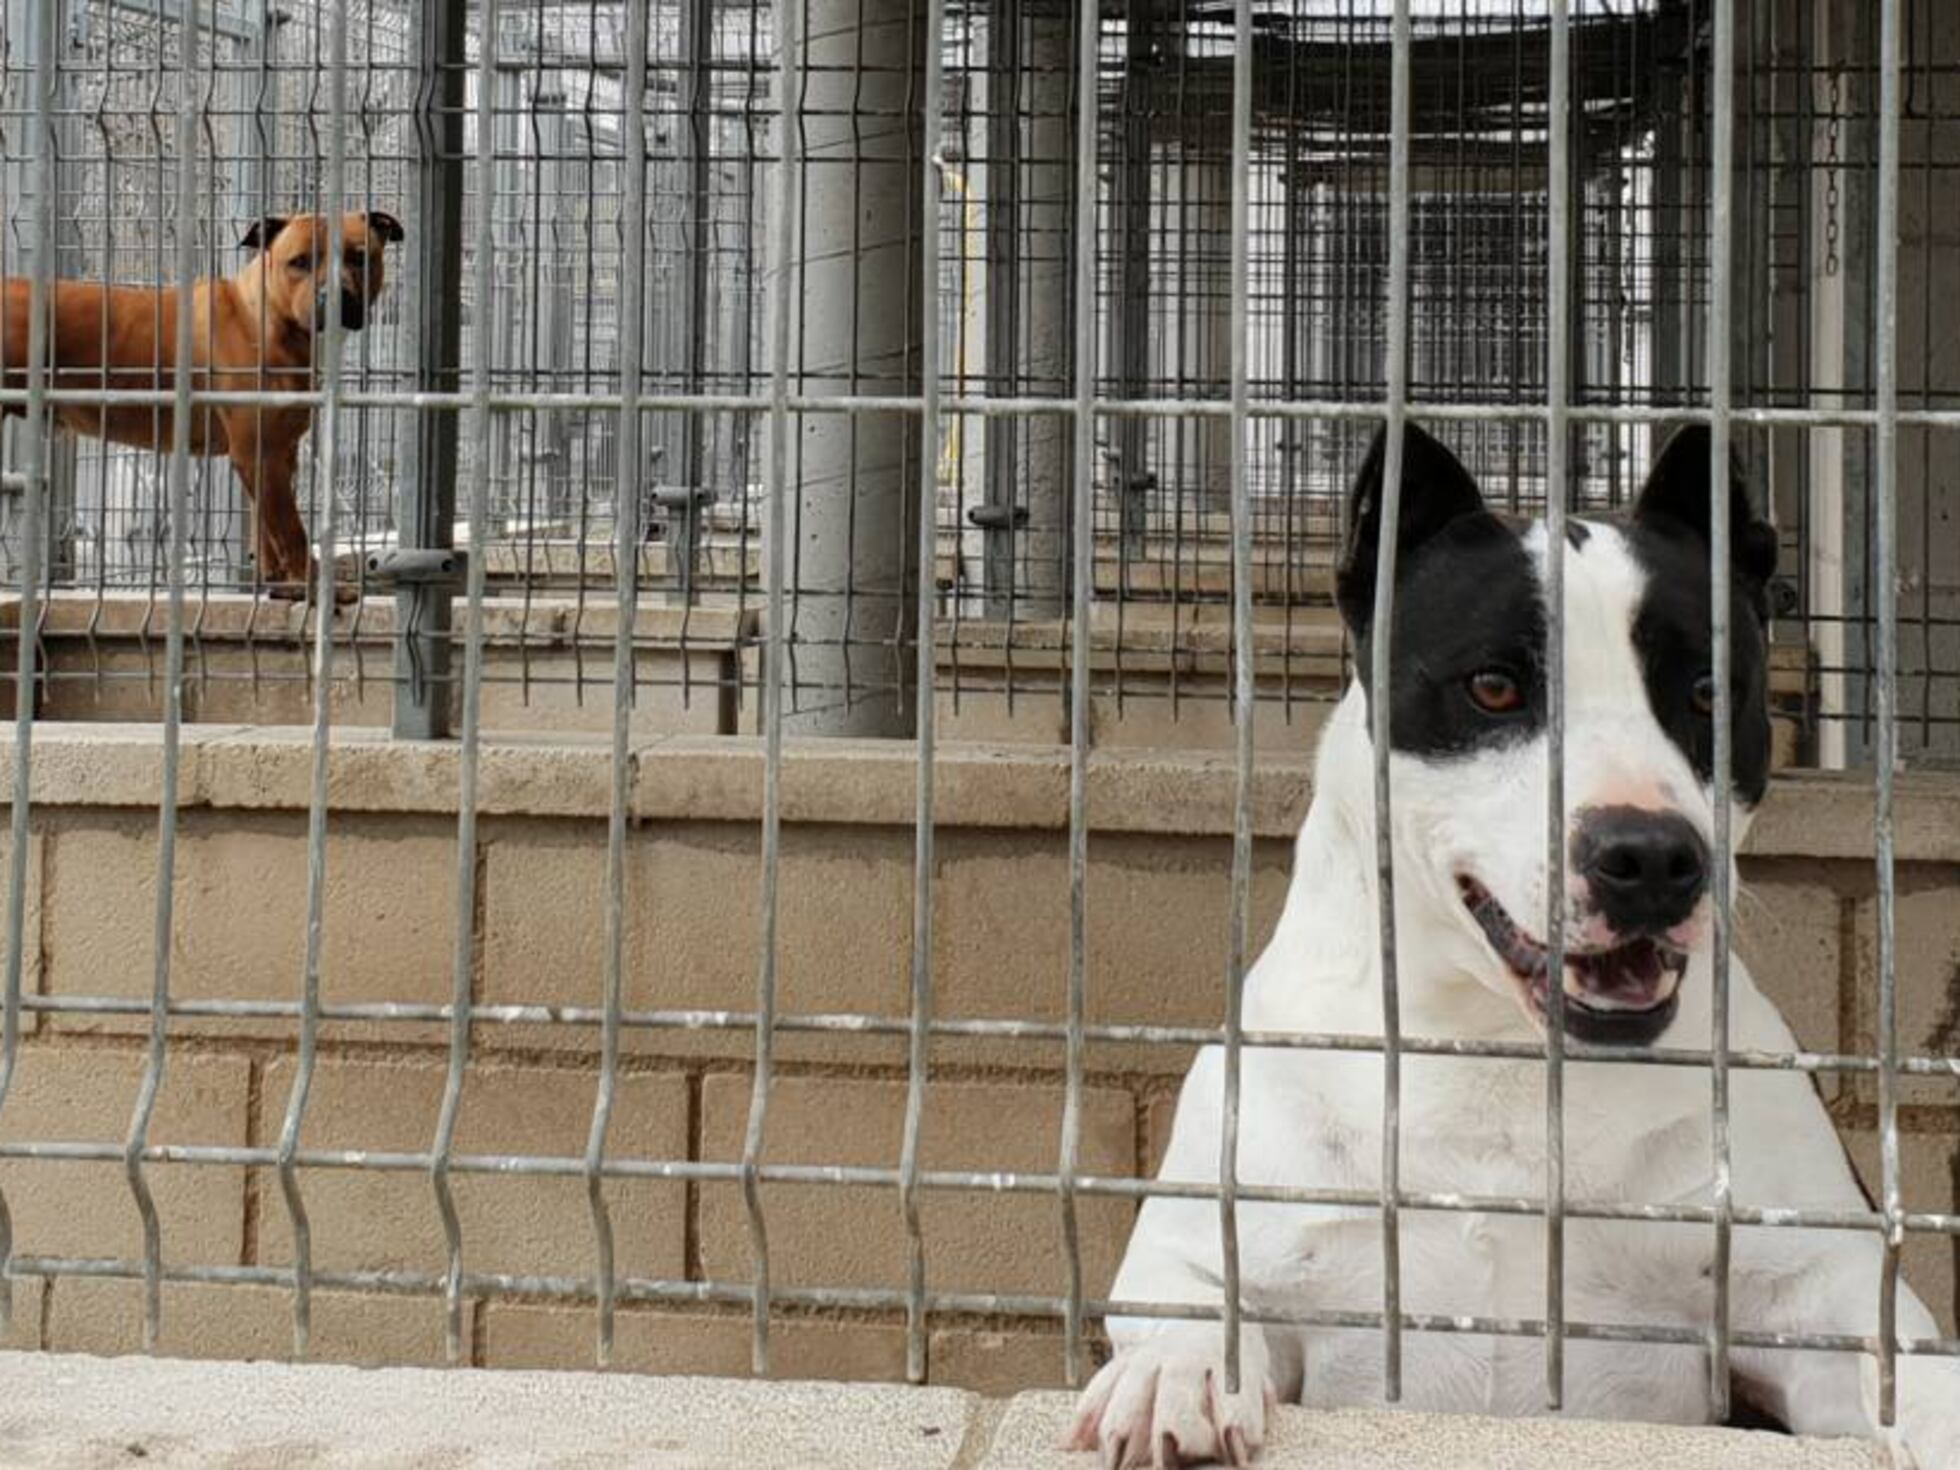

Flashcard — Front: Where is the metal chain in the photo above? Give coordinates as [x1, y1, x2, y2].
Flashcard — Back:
[1825, 70, 1842, 278]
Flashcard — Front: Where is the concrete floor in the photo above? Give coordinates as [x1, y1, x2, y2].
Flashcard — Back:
[0, 1352, 1895, 1468]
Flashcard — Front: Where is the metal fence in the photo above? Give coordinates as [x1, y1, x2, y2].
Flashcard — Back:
[1, 0, 1957, 759]
[0, 0, 1957, 1434]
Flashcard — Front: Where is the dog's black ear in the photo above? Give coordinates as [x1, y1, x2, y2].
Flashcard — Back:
[365, 210, 405, 243]
[1633, 424, 1778, 591]
[1336, 421, 1485, 637]
[239, 216, 290, 252]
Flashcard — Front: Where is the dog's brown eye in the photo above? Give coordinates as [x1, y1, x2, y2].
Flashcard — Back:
[1692, 673, 1716, 716]
[1467, 669, 1523, 714]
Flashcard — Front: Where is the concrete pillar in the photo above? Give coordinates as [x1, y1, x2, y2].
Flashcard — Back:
[978, 0, 1072, 620]
[768, 0, 925, 736]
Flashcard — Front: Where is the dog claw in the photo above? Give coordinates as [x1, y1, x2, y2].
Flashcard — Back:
[1101, 1431, 1128, 1470]
[1223, 1427, 1249, 1466]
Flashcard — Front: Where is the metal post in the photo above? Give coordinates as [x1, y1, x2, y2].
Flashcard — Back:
[391, 0, 468, 740]
[669, 0, 716, 599]
[977, 0, 1024, 616]
[1160, 157, 1233, 516]
[1112, 0, 1152, 572]
[977, 0, 1070, 621]
[0, 0, 78, 589]
[530, 83, 574, 525]
[0, 0, 60, 1337]
[1016, 1, 1071, 618]
[45, 0, 82, 585]
[228, 0, 283, 585]
[767, 0, 925, 737]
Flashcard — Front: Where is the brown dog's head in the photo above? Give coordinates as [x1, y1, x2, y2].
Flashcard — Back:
[239, 210, 404, 333]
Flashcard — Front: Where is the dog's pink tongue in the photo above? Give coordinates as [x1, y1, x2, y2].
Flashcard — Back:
[1563, 941, 1677, 1010]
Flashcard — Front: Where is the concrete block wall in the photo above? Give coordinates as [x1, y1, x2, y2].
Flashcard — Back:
[0, 726, 1954, 1395]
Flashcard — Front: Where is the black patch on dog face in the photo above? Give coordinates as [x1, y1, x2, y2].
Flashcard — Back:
[239, 215, 290, 252]
[1627, 426, 1778, 806]
[1338, 424, 1546, 759]
[1564, 520, 1591, 550]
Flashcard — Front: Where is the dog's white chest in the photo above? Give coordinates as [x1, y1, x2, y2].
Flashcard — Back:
[1246, 1054, 1720, 1419]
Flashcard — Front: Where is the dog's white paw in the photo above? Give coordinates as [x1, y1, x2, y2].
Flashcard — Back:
[1064, 1340, 1275, 1468]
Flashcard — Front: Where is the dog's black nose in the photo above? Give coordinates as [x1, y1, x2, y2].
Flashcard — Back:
[315, 291, 366, 332]
[1574, 807, 1709, 934]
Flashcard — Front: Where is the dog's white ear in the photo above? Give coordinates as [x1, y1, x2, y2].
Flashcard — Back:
[1335, 421, 1485, 636]
[239, 216, 290, 252]
[1633, 424, 1778, 591]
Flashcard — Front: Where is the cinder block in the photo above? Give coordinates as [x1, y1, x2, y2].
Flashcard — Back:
[1732, 863, 1849, 1081]
[256, 1058, 687, 1283]
[697, 1075, 1136, 1301]
[480, 820, 914, 1061]
[932, 829, 1291, 1074]
[42, 811, 458, 1043]
[0, 1046, 248, 1264]
[0, 828, 43, 1036]
[1844, 1128, 1959, 1337]
[180, 647, 392, 727]
[475, 650, 734, 737]
[44, 1278, 452, 1366]
[930, 1324, 1082, 1395]
[480, 1303, 908, 1382]
[1849, 870, 1960, 1105]
[931, 689, 1333, 755]
[1, 1277, 43, 1350]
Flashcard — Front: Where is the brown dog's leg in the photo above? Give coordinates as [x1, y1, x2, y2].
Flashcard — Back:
[229, 430, 313, 601]
[242, 439, 357, 608]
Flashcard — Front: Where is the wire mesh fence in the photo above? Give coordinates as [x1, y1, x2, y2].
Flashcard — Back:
[0, 0, 1955, 759]
[0, 0, 1956, 1439]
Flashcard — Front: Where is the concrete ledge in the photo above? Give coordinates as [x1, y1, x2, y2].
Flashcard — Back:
[0, 1354, 1891, 1468]
[0, 724, 1955, 860]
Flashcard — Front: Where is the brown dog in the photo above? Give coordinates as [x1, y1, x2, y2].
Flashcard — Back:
[0, 210, 403, 600]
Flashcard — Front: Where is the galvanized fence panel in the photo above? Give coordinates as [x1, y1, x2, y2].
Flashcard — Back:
[0, 0, 1954, 1415]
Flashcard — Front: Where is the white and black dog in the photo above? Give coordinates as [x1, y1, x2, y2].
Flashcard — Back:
[1069, 424, 1960, 1467]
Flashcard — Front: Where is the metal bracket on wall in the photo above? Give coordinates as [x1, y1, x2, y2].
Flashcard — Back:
[366, 548, 468, 586]
[966, 504, 1029, 532]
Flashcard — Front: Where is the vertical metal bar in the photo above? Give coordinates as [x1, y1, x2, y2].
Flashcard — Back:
[1871, 0, 1904, 1428]
[1707, 0, 1737, 1423]
[1057, 0, 1097, 1390]
[1541, 0, 1571, 1412]
[275, 0, 354, 1361]
[585, 0, 649, 1368]
[1113, 0, 1150, 578]
[899, 0, 948, 1386]
[1370, 0, 1413, 1403]
[1217, 0, 1253, 1402]
[392, 0, 467, 741]
[0, 0, 58, 1339]
[744, 0, 802, 1375]
[124, 0, 207, 1353]
[679, 0, 714, 542]
[429, 0, 498, 1365]
[980, 0, 1022, 618]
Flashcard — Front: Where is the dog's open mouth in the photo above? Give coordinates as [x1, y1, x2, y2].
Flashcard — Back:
[1457, 876, 1686, 1045]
